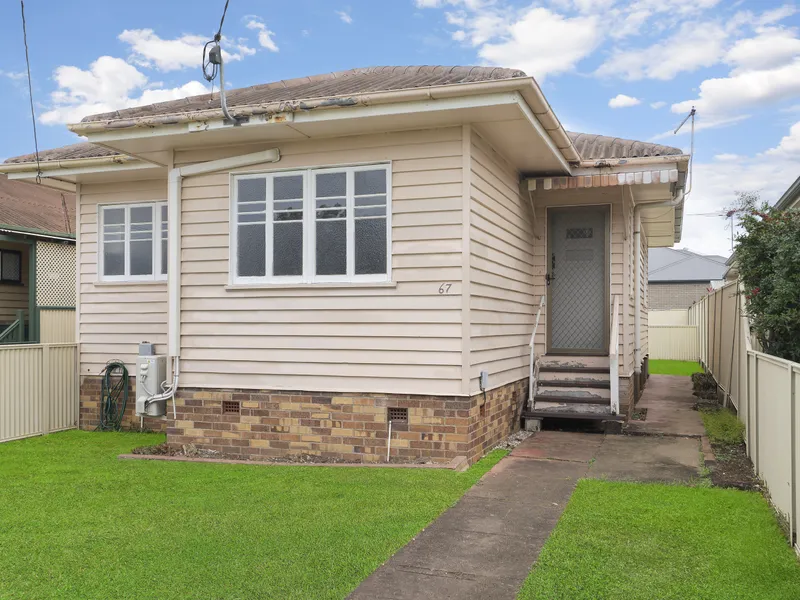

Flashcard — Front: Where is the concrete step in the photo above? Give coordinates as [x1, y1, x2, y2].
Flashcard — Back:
[539, 355, 610, 369]
[523, 405, 624, 421]
[536, 385, 611, 400]
[533, 394, 609, 406]
[539, 370, 611, 384]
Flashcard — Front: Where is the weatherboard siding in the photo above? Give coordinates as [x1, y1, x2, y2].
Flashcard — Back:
[468, 130, 536, 394]
[176, 127, 465, 395]
[78, 179, 168, 374]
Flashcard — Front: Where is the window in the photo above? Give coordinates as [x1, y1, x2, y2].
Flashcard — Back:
[0, 250, 22, 284]
[99, 202, 168, 282]
[232, 164, 391, 284]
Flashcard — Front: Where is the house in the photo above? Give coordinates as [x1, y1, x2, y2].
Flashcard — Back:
[2, 65, 689, 463]
[0, 174, 76, 344]
[648, 248, 727, 313]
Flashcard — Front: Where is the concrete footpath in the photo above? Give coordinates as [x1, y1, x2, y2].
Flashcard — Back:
[349, 375, 707, 600]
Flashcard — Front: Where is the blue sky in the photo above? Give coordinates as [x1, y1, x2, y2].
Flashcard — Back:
[1, 0, 799, 255]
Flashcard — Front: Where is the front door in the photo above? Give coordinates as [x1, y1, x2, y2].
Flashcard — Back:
[547, 206, 609, 354]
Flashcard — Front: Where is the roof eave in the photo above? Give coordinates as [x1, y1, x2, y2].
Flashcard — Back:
[0, 223, 75, 241]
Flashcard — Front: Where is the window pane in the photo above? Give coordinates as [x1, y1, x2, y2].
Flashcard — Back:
[355, 218, 387, 275]
[104, 207, 125, 225]
[238, 224, 266, 277]
[130, 240, 153, 276]
[355, 195, 386, 207]
[1, 252, 21, 282]
[238, 178, 266, 203]
[355, 206, 386, 218]
[104, 242, 125, 276]
[274, 222, 303, 276]
[316, 172, 346, 198]
[131, 205, 153, 225]
[354, 170, 386, 195]
[274, 175, 303, 200]
[316, 208, 347, 220]
[316, 220, 346, 275]
[161, 239, 168, 275]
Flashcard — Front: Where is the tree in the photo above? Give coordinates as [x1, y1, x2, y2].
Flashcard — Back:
[733, 191, 800, 362]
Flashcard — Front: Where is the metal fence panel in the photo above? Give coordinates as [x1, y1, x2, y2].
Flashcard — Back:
[0, 343, 78, 443]
[649, 326, 699, 361]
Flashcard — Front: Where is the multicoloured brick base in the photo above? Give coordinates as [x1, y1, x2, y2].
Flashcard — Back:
[79, 376, 167, 432]
[80, 377, 526, 464]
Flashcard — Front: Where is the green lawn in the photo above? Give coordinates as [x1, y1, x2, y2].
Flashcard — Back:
[0, 431, 505, 600]
[518, 480, 800, 600]
[649, 359, 704, 376]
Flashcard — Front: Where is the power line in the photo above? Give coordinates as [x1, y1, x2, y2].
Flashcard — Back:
[20, 0, 42, 183]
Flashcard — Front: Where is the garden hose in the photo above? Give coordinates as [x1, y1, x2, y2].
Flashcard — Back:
[97, 361, 129, 431]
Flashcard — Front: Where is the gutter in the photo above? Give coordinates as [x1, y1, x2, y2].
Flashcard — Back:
[1, 154, 136, 173]
[66, 77, 582, 165]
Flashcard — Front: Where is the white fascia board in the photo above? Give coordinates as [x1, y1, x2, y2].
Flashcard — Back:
[512, 92, 571, 174]
[571, 161, 679, 177]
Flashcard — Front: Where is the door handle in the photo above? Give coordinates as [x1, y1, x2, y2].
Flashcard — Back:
[546, 253, 556, 285]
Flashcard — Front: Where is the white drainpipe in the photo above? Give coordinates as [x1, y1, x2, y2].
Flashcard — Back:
[147, 148, 282, 415]
[634, 190, 685, 378]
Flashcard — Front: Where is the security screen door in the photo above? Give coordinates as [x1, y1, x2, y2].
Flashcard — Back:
[546, 206, 609, 354]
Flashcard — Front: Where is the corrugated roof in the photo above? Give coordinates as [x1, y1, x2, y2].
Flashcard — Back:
[649, 248, 729, 283]
[567, 132, 682, 160]
[0, 174, 75, 236]
[80, 65, 527, 124]
[4, 142, 120, 165]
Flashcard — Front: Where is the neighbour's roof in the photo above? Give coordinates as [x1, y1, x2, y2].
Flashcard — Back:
[649, 248, 728, 283]
[0, 174, 75, 237]
[3, 65, 683, 165]
[775, 175, 800, 210]
[567, 132, 682, 160]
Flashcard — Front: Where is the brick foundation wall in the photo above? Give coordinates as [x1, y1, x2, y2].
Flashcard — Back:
[165, 379, 525, 464]
[619, 376, 635, 418]
[649, 282, 710, 310]
[80, 376, 168, 432]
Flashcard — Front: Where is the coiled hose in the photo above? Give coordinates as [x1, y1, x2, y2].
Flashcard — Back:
[97, 361, 128, 431]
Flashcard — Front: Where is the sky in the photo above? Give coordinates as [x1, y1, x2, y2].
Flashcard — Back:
[1, 0, 799, 257]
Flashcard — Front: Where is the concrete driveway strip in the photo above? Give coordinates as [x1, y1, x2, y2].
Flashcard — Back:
[348, 456, 587, 600]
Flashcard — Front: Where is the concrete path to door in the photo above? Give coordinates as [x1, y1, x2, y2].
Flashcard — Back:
[349, 375, 706, 600]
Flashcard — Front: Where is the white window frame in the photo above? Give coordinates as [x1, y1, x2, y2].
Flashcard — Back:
[98, 202, 168, 283]
[230, 163, 392, 285]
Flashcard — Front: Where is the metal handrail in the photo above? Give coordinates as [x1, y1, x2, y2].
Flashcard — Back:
[0, 310, 25, 344]
[609, 295, 620, 415]
[528, 295, 546, 410]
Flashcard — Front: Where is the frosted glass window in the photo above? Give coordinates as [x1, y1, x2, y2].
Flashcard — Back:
[99, 202, 167, 281]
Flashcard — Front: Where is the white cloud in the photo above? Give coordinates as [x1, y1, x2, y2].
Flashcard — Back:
[596, 20, 728, 80]
[766, 121, 800, 157]
[39, 55, 207, 125]
[672, 59, 800, 116]
[119, 29, 253, 72]
[452, 30, 466, 41]
[246, 19, 279, 52]
[726, 27, 800, 73]
[608, 94, 640, 108]
[0, 70, 27, 81]
[714, 153, 742, 161]
[336, 10, 353, 24]
[479, 8, 601, 80]
[651, 114, 750, 139]
[650, 101, 666, 109]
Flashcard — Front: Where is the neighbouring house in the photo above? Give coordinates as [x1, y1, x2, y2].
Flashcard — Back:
[648, 248, 727, 312]
[0, 174, 76, 344]
[2, 65, 688, 463]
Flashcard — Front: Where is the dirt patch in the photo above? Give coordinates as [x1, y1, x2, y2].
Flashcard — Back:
[493, 429, 534, 450]
[630, 408, 648, 421]
[691, 372, 718, 409]
[708, 441, 761, 491]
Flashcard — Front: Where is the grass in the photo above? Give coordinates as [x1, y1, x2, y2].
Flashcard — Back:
[701, 407, 746, 445]
[0, 431, 506, 600]
[517, 480, 800, 600]
[649, 359, 704, 376]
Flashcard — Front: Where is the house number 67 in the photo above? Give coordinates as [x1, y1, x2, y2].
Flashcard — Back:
[438, 283, 452, 294]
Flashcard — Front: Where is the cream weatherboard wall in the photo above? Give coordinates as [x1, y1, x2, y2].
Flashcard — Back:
[174, 127, 466, 396]
[78, 179, 168, 375]
[467, 129, 536, 395]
